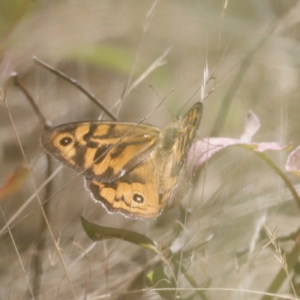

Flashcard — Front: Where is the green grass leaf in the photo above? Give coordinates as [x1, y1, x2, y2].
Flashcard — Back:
[80, 216, 159, 253]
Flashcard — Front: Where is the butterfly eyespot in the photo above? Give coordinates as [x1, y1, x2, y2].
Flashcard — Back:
[60, 137, 73, 146]
[133, 193, 144, 204]
[192, 118, 198, 126]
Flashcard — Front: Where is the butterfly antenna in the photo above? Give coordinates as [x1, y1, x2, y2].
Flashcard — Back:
[149, 85, 176, 119]
[146, 85, 175, 120]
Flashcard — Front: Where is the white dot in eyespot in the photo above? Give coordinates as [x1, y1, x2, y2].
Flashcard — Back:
[120, 169, 126, 177]
[133, 193, 144, 203]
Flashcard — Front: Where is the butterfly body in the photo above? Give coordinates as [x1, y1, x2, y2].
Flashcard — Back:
[41, 102, 202, 219]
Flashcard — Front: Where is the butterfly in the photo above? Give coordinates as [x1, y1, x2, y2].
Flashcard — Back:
[41, 102, 202, 219]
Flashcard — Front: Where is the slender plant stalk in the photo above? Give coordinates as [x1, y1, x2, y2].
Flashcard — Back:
[33, 56, 119, 121]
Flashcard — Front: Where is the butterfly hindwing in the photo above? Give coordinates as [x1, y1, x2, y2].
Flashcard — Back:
[85, 155, 162, 219]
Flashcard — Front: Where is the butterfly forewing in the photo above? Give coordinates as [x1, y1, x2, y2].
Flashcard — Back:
[41, 121, 160, 182]
[155, 102, 202, 207]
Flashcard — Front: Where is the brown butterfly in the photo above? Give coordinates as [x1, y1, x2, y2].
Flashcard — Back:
[41, 102, 202, 219]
